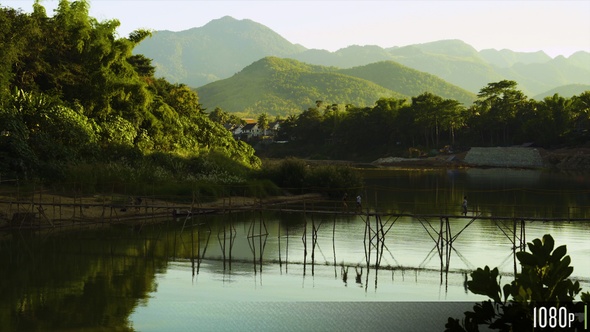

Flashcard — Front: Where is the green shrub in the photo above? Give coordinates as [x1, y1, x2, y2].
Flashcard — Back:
[446, 234, 589, 331]
[259, 158, 363, 197]
[305, 165, 363, 198]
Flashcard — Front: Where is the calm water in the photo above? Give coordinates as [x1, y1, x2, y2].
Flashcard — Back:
[0, 168, 589, 331]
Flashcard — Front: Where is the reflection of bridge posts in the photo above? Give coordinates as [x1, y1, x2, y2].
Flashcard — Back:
[217, 218, 236, 271]
[302, 202, 307, 276]
[247, 210, 268, 275]
[191, 221, 211, 277]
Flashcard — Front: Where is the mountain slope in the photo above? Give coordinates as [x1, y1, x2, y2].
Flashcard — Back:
[339, 61, 476, 105]
[533, 84, 590, 100]
[291, 45, 395, 68]
[386, 40, 506, 94]
[196, 57, 406, 116]
[479, 49, 552, 68]
[134, 16, 306, 87]
[497, 56, 590, 96]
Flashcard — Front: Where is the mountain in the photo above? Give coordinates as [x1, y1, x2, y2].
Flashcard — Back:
[292, 45, 395, 68]
[134, 16, 306, 87]
[135, 16, 590, 99]
[196, 57, 475, 116]
[496, 57, 590, 97]
[567, 51, 590, 71]
[479, 49, 552, 68]
[385, 40, 507, 94]
[196, 57, 404, 116]
[533, 84, 590, 100]
[339, 61, 476, 105]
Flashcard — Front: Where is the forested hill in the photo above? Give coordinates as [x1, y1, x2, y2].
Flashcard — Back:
[196, 57, 402, 116]
[135, 17, 590, 96]
[196, 57, 475, 116]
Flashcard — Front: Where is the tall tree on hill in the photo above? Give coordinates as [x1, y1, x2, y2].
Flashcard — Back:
[570, 91, 590, 142]
[411, 92, 444, 148]
[439, 98, 465, 145]
[472, 80, 529, 146]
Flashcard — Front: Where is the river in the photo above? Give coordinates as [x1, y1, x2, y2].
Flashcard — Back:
[0, 168, 588, 331]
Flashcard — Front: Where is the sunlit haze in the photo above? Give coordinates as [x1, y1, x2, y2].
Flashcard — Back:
[3, 0, 590, 58]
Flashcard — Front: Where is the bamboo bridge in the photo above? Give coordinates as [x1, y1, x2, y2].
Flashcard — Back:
[1, 194, 589, 287]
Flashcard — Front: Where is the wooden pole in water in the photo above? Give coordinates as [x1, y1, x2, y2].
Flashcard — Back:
[375, 214, 380, 268]
[278, 214, 282, 270]
[332, 214, 337, 278]
[522, 220, 526, 251]
[513, 219, 517, 276]
[191, 224, 195, 277]
[439, 217, 444, 284]
[286, 221, 289, 273]
[311, 214, 315, 276]
[445, 217, 451, 273]
[259, 211, 263, 273]
[302, 201, 307, 276]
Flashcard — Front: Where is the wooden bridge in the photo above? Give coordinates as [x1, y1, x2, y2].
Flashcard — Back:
[2, 194, 589, 289]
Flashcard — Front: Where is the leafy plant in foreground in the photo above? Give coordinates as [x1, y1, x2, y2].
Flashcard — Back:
[446, 234, 589, 331]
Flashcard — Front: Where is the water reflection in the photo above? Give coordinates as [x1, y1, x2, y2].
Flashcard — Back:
[1, 169, 589, 331]
[0, 228, 162, 331]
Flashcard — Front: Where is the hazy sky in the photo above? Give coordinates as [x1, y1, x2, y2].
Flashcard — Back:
[4, 0, 590, 58]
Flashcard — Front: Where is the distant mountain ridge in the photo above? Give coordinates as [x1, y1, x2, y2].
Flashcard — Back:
[135, 16, 590, 98]
[134, 16, 305, 86]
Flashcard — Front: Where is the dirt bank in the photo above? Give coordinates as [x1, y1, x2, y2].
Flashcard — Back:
[541, 147, 590, 170]
[372, 146, 590, 171]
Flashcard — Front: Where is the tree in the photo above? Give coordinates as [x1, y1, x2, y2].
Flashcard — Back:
[439, 98, 465, 145]
[257, 112, 270, 136]
[209, 107, 230, 124]
[127, 54, 156, 77]
[411, 92, 445, 148]
[473, 80, 529, 146]
[570, 91, 590, 142]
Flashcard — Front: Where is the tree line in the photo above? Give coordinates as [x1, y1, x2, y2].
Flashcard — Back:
[259, 82, 589, 161]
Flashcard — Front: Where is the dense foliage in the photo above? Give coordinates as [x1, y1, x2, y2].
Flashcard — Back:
[264, 82, 589, 161]
[0, 1, 259, 188]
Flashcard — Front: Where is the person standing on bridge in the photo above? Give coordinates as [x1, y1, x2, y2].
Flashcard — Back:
[462, 196, 468, 216]
[342, 192, 348, 211]
[356, 195, 362, 212]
